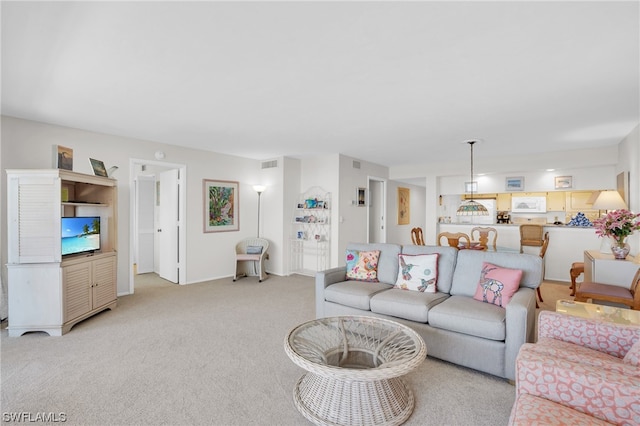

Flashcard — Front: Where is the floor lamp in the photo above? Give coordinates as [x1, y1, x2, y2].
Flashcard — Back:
[253, 185, 266, 238]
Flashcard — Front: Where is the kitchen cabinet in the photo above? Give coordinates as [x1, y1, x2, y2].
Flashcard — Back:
[497, 193, 511, 211]
[546, 191, 565, 211]
[566, 191, 597, 211]
[462, 193, 497, 200]
[519, 192, 546, 197]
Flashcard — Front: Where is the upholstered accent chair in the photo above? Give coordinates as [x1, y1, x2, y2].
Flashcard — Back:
[233, 238, 269, 282]
[509, 310, 640, 425]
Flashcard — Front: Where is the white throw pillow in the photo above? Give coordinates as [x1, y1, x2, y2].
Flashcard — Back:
[394, 253, 438, 293]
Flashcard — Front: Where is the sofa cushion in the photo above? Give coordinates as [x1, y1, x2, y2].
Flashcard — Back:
[346, 249, 380, 282]
[508, 393, 612, 426]
[516, 344, 640, 425]
[529, 337, 640, 377]
[346, 243, 402, 285]
[428, 295, 506, 341]
[394, 253, 438, 292]
[370, 288, 449, 322]
[472, 262, 522, 307]
[623, 339, 640, 366]
[401, 245, 457, 294]
[451, 249, 542, 297]
[324, 281, 392, 311]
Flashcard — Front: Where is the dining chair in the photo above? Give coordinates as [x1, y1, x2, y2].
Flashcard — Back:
[519, 224, 545, 253]
[470, 227, 497, 251]
[411, 227, 425, 245]
[574, 267, 640, 310]
[437, 232, 471, 249]
[536, 232, 550, 306]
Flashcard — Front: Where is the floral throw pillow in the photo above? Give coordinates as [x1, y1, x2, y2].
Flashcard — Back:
[346, 250, 380, 282]
[473, 262, 523, 308]
[394, 254, 438, 293]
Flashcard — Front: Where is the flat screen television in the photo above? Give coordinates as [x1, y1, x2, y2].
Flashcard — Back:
[61, 216, 101, 256]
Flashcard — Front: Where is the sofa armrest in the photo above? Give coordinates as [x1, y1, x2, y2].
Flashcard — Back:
[315, 266, 347, 318]
[538, 310, 640, 359]
[504, 287, 537, 381]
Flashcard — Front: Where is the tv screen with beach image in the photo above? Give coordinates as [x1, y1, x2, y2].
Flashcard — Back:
[61, 217, 101, 256]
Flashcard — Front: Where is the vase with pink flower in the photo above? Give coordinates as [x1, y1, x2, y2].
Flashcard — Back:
[593, 209, 640, 259]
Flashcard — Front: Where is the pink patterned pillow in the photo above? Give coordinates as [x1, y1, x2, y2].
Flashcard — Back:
[623, 339, 640, 366]
[345, 250, 380, 282]
[473, 262, 522, 307]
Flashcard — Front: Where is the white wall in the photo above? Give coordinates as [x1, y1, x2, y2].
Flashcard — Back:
[1, 116, 267, 301]
[617, 125, 640, 256]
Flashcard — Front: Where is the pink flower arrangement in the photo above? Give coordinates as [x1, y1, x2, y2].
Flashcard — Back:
[593, 209, 640, 245]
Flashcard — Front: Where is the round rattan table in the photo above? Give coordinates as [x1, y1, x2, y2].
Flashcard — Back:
[284, 316, 427, 426]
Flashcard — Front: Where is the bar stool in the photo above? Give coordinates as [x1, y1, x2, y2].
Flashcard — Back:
[569, 262, 584, 297]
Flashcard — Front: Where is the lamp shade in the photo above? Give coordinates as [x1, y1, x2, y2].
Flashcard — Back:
[592, 190, 627, 210]
[253, 185, 266, 194]
[456, 200, 489, 216]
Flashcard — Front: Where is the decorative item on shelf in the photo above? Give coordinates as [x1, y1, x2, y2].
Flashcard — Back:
[566, 212, 592, 227]
[593, 208, 640, 260]
[53, 145, 73, 170]
[89, 158, 108, 177]
[457, 140, 489, 216]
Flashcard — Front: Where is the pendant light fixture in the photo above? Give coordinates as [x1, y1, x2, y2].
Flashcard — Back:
[456, 140, 489, 216]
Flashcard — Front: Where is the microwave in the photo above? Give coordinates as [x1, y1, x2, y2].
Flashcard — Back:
[511, 197, 547, 213]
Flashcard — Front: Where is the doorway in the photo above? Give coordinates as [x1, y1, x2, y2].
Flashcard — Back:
[367, 177, 387, 243]
[129, 159, 187, 293]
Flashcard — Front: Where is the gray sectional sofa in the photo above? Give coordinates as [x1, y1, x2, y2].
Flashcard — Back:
[315, 242, 543, 381]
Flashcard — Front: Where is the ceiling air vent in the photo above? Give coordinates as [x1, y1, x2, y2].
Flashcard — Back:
[261, 160, 278, 169]
[352, 160, 361, 169]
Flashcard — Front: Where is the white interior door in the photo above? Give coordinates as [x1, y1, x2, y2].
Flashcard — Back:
[135, 177, 155, 274]
[157, 169, 179, 283]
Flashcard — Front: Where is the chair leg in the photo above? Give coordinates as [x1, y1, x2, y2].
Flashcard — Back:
[536, 287, 543, 302]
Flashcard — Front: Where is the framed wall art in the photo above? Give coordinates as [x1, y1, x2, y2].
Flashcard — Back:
[203, 179, 239, 233]
[397, 187, 410, 225]
[356, 187, 366, 206]
[505, 176, 524, 191]
[89, 158, 108, 177]
[554, 176, 572, 189]
[53, 145, 73, 170]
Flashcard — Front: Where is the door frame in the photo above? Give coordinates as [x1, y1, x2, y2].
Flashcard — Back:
[129, 158, 187, 293]
[367, 176, 387, 243]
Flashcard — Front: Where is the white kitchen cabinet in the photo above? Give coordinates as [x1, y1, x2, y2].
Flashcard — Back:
[584, 250, 640, 288]
[6, 169, 118, 336]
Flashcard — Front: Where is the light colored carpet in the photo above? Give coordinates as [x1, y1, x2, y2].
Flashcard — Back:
[0, 274, 573, 425]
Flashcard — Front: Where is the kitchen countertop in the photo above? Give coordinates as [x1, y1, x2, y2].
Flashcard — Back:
[439, 223, 594, 228]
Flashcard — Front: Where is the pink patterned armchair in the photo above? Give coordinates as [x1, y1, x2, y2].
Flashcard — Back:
[509, 310, 640, 425]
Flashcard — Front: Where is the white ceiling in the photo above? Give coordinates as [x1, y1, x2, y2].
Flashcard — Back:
[2, 1, 639, 169]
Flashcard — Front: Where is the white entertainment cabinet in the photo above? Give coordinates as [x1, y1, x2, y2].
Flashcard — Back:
[6, 169, 118, 336]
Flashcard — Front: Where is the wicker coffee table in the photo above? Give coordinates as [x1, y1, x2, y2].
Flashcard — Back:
[284, 316, 427, 426]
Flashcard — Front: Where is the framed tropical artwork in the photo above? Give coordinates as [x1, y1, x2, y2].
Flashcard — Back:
[397, 187, 410, 225]
[203, 179, 239, 232]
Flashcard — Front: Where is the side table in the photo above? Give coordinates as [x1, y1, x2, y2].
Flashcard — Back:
[556, 299, 640, 326]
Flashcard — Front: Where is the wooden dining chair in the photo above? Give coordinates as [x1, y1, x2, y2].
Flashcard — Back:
[519, 224, 544, 253]
[536, 232, 550, 306]
[574, 267, 640, 310]
[411, 227, 425, 245]
[437, 232, 471, 249]
[470, 227, 497, 251]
